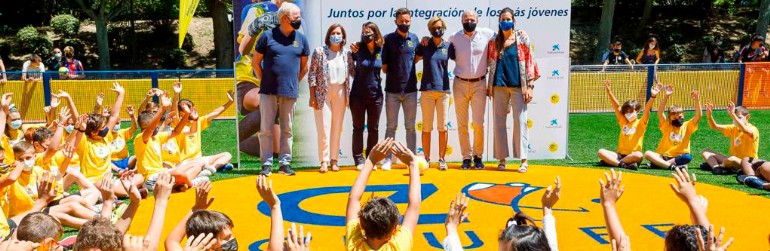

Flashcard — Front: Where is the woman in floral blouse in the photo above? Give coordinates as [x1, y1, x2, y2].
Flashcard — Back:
[308, 23, 355, 172]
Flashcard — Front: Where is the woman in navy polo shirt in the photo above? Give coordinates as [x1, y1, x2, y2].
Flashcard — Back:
[416, 17, 451, 171]
[349, 22, 385, 170]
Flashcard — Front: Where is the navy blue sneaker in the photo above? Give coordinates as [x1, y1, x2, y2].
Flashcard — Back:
[220, 163, 234, 172]
[473, 156, 485, 170]
[711, 167, 733, 175]
[700, 162, 712, 171]
[461, 159, 472, 170]
[736, 174, 748, 184]
[744, 176, 767, 190]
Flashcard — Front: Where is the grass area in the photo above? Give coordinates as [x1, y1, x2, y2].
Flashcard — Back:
[203, 110, 770, 196]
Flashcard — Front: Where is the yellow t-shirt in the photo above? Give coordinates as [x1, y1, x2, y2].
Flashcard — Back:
[135, 132, 171, 180]
[34, 154, 60, 177]
[615, 114, 648, 155]
[161, 134, 184, 165]
[109, 128, 133, 161]
[722, 124, 760, 159]
[656, 120, 698, 157]
[77, 137, 113, 182]
[8, 166, 63, 217]
[0, 173, 10, 237]
[2, 135, 14, 164]
[345, 219, 413, 251]
[180, 117, 211, 161]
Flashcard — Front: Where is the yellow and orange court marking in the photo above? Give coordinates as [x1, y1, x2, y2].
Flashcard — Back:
[127, 165, 770, 250]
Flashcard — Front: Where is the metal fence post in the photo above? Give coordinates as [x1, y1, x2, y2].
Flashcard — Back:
[151, 71, 159, 103]
[646, 65, 655, 100]
[43, 72, 52, 106]
[737, 63, 746, 106]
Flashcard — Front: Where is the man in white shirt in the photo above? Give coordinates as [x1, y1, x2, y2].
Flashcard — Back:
[447, 10, 495, 170]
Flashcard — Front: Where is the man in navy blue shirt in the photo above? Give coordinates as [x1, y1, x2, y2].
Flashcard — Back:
[252, 2, 309, 176]
[380, 8, 422, 171]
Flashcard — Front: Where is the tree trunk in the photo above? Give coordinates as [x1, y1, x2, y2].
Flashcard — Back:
[95, 17, 111, 69]
[635, 0, 653, 37]
[207, 0, 234, 69]
[595, 0, 616, 63]
[757, 0, 770, 37]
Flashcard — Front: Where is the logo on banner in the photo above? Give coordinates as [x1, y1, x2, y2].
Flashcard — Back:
[526, 118, 533, 129]
[548, 142, 559, 153]
[527, 143, 536, 154]
[547, 69, 565, 80]
[550, 94, 560, 104]
[445, 145, 454, 155]
[547, 44, 565, 55]
[416, 121, 424, 131]
[546, 118, 563, 129]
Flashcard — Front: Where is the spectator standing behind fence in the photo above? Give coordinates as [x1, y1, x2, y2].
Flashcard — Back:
[61, 46, 84, 79]
[602, 40, 633, 69]
[415, 17, 451, 171]
[308, 24, 355, 173]
[737, 35, 769, 63]
[21, 54, 44, 84]
[252, 2, 308, 176]
[45, 48, 62, 71]
[636, 37, 660, 65]
[489, 8, 540, 173]
[703, 35, 726, 63]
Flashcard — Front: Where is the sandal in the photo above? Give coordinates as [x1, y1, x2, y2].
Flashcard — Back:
[518, 163, 528, 173]
[319, 161, 328, 173]
[331, 160, 340, 172]
[497, 163, 506, 171]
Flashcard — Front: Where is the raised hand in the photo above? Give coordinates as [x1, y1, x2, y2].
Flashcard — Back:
[696, 225, 734, 251]
[650, 84, 661, 98]
[184, 233, 217, 251]
[726, 102, 735, 117]
[604, 79, 611, 91]
[445, 193, 470, 229]
[59, 106, 71, 123]
[173, 82, 182, 94]
[36, 171, 58, 204]
[284, 223, 311, 251]
[391, 141, 416, 166]
[76, 114, 89, 131]
[367, 138, 395, 164]
[541, 176, 562, 209]
[600, 169, 625, 206]
[1, 93, 12, 109]
[111, 82, 125, 94]
[691, 90, 700, 101]
[193, 180, 215, 210]
[257, 175, 280, 207]
[123, 235, 150, 251]
[119, 170, 141, 202]
[161, 94, 172, 108]
[665, 85, 674, 96]
[670, 167, 698, 203]
[705, 103, 714, 116]
[99, 172, 116, 202]
[153, 171, 175, 201]
[350, 42, 359, 53]
[50, 96, 60, 109]
[127, 105, 135, 117]
[96, 92, 105, 106]
[55, 90, 71, 100]
[611, 235, 631, 251]
[43, 106, 51, 114]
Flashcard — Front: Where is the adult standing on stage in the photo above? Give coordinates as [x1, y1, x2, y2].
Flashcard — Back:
[490, 7, 540, 173]
[252, 2, 309, 176]
[447, 10, 496, 170]
[416, 17, 451, 170]
[349, 22, 385, 171]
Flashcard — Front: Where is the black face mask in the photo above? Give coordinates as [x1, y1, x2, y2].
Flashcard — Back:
[397, 24, 410, 33]
[462, 22, 476, 33]
[671, 118, 684, 127]
[614, 49, 620, 53]
[361, 34, 373, 44]
[98, 126, 110, 137]
[290, 19, 301, 30]
[217, 238, 238, 251]
[431, 28, 444, 38]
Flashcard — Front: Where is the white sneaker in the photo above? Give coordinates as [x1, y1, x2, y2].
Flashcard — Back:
[380, 159, 392, 171]
[205, 165, 218, 174]
[198, 169, 213, 177]
[356, 163, 364, 171]
[192, 176, 210, 187]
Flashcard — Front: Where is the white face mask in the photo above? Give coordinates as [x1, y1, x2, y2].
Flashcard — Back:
[735, 116, 747, 125]
[649, 44, 656, 50]
[22, 159, 35, 171]
[624, 112, 638, 122]
[65, 125, 74, 134]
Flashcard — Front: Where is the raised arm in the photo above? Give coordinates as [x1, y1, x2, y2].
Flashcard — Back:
[205, 90, 234, 120]
[138, 89, 158, 113]
[727, 102, 755, 138]
[392, 141, 421, 233]
[98, 172, 117, 219]
[600, 169, 627, 243]
[169, 106, 191, 139]
[691, 90, 702, 124]
[54, 90, 80, 120]
[93, 93, 104, 114]
[0, 93, 10, 142]
[145, 172, 174, 251]
[172, 82, 182, 124]
[41, 107, 69, 163]
[604, 80, 621, 115]
[658, 84, 673, 126]
[640, 84, 660, 123]
[126, 105, 138, 136]
[704, 103, 727, 132]
[670, 168, 710, 228]
[142, 95, 170, 143]
[346, 138, 394, 223]
[257, 175, 283, 251]
[541, 177, 561, 251]
[443, 193, 469, 251]
[165, 181, 214, 251]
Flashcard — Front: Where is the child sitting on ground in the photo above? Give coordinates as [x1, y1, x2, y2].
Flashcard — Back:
[644, 86, 702, 170]
[345, 138, 421, 251]
[701, 102, 760, 175]
[598, 80, 659, 170]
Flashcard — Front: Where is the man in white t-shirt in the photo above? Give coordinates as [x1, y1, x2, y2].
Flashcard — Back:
[446, 10, 496, 170]
[21, 54, 45, 84]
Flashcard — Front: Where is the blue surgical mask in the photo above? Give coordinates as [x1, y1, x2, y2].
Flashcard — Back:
[65, 125, 74, 134]
[114, 124, 121, 132]
[330, 34, 343, 45]
[9, 120, 22, 130]
[499, 21, 514, 31]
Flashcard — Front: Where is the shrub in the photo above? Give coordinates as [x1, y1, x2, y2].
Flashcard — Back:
[663, 44, 686, 63]
[164, 48, 188, 69]
[50, 14, 80, 37]
[16, 26, 39, 44]
[16, 26, 52, 56]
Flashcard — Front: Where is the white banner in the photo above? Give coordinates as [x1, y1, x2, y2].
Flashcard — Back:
[237, 0, 571, 166]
